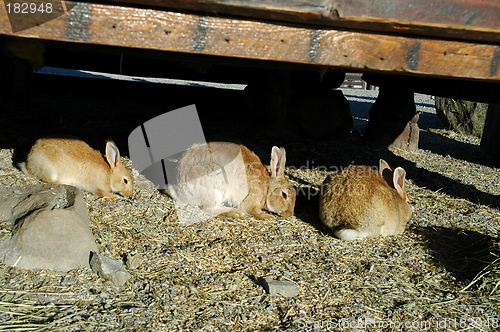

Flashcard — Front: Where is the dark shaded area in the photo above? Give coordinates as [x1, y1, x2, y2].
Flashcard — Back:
[363, 73, 500, 104]
[419, 130, 497, 167]
[414, 226, 498, 283]
[3, 71, 246, 155]
[2, 69, 499, 212]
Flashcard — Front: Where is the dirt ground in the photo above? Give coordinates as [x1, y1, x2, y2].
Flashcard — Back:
[0, 72, 499, 331]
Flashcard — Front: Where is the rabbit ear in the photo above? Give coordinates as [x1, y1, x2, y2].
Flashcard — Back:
[379, 159, 392, 174]
[379, 159, 394, 187]
[393, 167, 407, 197]
[270, 146, 286, 178]
[105, 141, 120, 168]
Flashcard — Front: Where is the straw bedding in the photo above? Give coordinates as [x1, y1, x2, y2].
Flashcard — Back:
[0, 78, 498, 331]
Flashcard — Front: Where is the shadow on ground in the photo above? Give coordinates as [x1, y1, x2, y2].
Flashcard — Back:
[3, 73, 499, 211]
[414, 226, 498, 283]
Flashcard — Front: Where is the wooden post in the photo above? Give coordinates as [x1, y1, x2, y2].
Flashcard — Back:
[288, 71, 353, 140]
[480, 104, 500, 158]
[364, 87, 420, 151]
[1, 37, 35, 115]
[243, 69, 292, 135]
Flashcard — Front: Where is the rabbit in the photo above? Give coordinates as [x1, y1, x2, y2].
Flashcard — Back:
[18, 137, 134, 200]
[319, 159, 412, 240]
[171, 142, 296, 220]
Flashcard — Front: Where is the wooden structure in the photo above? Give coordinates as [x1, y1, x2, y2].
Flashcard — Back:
[1, 0, 500, 151]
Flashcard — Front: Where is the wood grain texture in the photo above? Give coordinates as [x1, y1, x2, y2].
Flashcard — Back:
[101, 0, 500, 43]
[1, 0, 499, 81]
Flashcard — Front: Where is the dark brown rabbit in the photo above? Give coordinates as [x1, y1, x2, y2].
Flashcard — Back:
[319, 159, 412, 240]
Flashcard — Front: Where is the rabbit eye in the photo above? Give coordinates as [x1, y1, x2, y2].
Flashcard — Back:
[282, 192, 288, 199]
[123, 178, 129, 185]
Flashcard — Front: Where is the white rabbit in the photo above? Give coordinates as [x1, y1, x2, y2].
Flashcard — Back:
[172, 142, 296, 220]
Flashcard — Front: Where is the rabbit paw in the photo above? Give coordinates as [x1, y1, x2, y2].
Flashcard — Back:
[97, 189, 120, 200]
[103, 194, 120, 201]
[205, 207, 246, 219]
[218, 208, 247, 219]
[248, 209, 276, 221]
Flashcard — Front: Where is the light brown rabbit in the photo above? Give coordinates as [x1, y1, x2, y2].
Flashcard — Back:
[319, 159, 412, 240]
[18, 138, 134, 200]
[172, 142, 296, 220]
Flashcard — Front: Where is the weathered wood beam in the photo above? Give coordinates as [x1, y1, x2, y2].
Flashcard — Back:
[1, 0, 499, 82]
[102, 0, 500, 43]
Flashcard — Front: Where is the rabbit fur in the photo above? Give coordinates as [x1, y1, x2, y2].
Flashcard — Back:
[319, 159, 412, 240]
[172, 142, 296, 220]
[18, 138, 134, 200]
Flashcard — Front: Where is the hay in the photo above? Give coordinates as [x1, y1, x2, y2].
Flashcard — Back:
[0, 82, 499, 331]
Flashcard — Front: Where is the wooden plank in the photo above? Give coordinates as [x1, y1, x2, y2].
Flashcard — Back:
[1, 0, 500, 82]
[100, 0, 500, 43]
